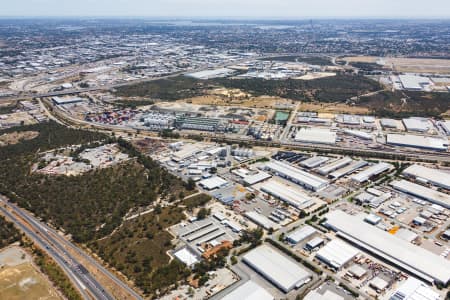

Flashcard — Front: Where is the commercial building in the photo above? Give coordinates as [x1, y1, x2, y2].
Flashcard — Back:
[242, 245, 311, 293]
[260, 179, 317, 209]
[52, 96, 84, 105]
[264, 160, 329, 191]
[402, 118, 432, 132]
[243, 171, 272, 186]
[286, 225, 316, 244]
[381, 118, 398, 129]
[344, 129, 373, 140]
[324, 210, 450, 284]
[329, 160, 368, 180]
[386, 134, 448, 151]
[316, 157, 353, 176]
[300, 156, 330, 169]
[398, 75, 432, 91]
[304, 289, 344, 300]
[315, 239, 359, 270]
[390, 180, 450, 209]
[244, 211, 280, 231]
[389, 277, 440, 300]
[186, 68, 235, 80]
[199, 176, 228, 190]
[173, 247, 199, 267]
[294, 128, 337, 145]
[176, 116, 223, 132]
[402, 164, 450, 190]
[351, 162, 392, 183]
[220, 280, 274, 300]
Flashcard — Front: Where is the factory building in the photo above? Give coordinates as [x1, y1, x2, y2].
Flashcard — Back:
[300, 156, 330, 169]
[264, 160, 329, 191]
[244, 211, 280, 230]
[141, 112, 175, 129]
[315, 239, 359, 270]
[398, 75, 432, 91]
[316, 157, 353, 176]
[243, 171, 272, 186]
[261, 179, 317, 209]
[285, 225, 316, 244]
[199, 176, 228, 190]
[389, 277, 440, 300]
[402, 164, 450, 190]
[294, 128, 337, 145]
[380, 118, 398, 129]
[52, 96, 84, 105]
[351, 162, 392, 183]
[386, 134, 448, 151]
[329, 160, 368, 180]
[402, 118, 432, 132]
[344, 129, 373, 140]
[390, 180, 450, 209]
[220, 280, 274, 300]
[324, 210, 450, 285]
[242, 245, 311, 293]
[176, 116, 223, 131]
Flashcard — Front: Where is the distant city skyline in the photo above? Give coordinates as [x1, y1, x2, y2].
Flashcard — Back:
[1, 0, 450, 18]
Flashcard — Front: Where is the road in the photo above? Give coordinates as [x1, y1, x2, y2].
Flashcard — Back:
[0, 198, 142, 300]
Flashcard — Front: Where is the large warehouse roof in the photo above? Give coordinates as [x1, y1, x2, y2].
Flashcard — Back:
[315, 239, 359, 270]
[403, 164, 450, 190]
[294, 128, 337, 145]
[260, 179, 317, 209]
[391, 179, 450, 209]
[387, 134, 448, 151]
[389, 277, 440, 300]
[286, 225, 316, 244]
[325, 210, 450, 284]
[243, 245, 311, 293]
[265, 160, 329, 191]
[351, 162, 392, 183]
[199, 176, 228, 190]
[220, 280, 274, 300]
[244, 211, 280, 231]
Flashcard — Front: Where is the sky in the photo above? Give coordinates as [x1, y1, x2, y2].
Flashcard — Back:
[1, 0, 450, 18]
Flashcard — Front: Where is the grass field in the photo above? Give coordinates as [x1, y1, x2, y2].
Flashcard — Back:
[0, 247, 61, 300]
[342, 56, 450, 74]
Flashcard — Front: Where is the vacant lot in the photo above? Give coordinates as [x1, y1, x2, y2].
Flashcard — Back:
[0, 131, 39, 146]
[0, 247, 61, 300]
[358, 90, 450, 118]
[342, 56, 450, 74]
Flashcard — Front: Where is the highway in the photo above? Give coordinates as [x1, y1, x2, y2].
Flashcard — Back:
[0, 198, 127, 300]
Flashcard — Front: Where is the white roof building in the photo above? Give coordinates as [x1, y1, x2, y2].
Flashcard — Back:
[389, 277, 440, 300]
[220, 280, 274, 300]
[317, 157, 353, 175]
[260, 179, 317, 209]
[387, 134, 448, 151]
[242, 245, 311, 293]
[399, 75, 432, 91]
[325, 210, 450, 284]
[286, 225, 317, 244]
[243, 171, 272, 186]
[391, 180, 450, 209]
[294, 128, 337, 145]
[304, 289, 344, 300]
[173, 248, 199, 267]
[244, 211, 280, 231]
[315, 239, 359, 270]
[403, 164, 450, 190]
[199, 176, 228, 190]
[264, 160, 329, 191]
[351, 162, 392, 183]
[403, 118, 432, 132]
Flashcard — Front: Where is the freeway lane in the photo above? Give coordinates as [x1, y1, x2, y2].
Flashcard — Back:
[0, 203, 91, 300]
[0, 198, 115, 300]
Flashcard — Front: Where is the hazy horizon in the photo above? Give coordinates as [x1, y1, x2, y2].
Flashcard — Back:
[2, 0, 450, 18]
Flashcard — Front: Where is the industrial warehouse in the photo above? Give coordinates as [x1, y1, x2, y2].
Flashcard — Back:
[350, 162, 392, 183]
[242, 245, 312, 293]
[260, 179, 318, 209]
[324, 210, 450, 285]
[402, 164, 450, 190]
[263, 160, 329, 191]
[390, 179, 450, 209]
